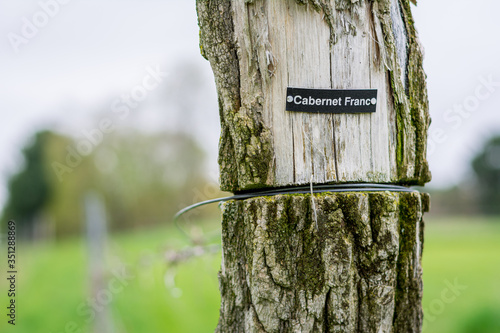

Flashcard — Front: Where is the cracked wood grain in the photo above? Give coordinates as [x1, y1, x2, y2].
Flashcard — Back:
[197, 0, 431, 192]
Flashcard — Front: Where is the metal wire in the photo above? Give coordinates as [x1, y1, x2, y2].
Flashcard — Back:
[174, 183, 418, 221]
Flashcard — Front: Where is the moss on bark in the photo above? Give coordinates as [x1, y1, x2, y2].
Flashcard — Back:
[217, 191, 425, 332]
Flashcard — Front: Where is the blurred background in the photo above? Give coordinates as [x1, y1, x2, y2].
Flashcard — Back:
[0, 0, 499, 332]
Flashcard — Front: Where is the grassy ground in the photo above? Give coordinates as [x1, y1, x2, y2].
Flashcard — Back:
[1, 215, 499, 333]
[421, 216, 500, 333]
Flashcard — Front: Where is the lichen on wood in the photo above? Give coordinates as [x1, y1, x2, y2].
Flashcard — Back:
[216, 191, 425, 332]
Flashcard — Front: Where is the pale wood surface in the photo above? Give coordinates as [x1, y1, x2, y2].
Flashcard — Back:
[198, 0, 430, 191]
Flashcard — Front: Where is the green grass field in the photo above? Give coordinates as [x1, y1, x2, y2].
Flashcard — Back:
[1, 215, 499, 333]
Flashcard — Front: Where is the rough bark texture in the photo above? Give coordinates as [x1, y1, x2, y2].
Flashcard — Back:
[197, 0, 431, 192]
[217, 191, 428, 332]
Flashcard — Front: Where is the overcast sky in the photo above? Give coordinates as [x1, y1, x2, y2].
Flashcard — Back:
[1, 0, 500, 209]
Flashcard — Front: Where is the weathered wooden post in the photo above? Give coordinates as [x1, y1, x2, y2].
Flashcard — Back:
[197, 0, 430, 331]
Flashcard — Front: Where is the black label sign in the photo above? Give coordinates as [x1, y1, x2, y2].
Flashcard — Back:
[286, 87, 377, 114]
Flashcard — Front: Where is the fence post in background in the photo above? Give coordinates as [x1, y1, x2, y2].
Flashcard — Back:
[197, 0, 431, 331]
[84, 192, 114, 333]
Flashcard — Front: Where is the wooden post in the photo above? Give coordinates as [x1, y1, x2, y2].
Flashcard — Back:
[84, 192, 114, 333]
[197, 0, 430, 331]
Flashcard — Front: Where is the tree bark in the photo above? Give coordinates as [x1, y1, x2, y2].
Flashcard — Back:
[217, 192, 429, 332]
[196, 0, 431, 332]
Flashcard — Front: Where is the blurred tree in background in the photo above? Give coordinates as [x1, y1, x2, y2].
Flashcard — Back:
[424, 134, 500, 217]
[93, 130, 208, 230]
[2, 131, 53, 238]
[472, 135, 500, 215]
[2, 127, 214, 239]
[2, 59, 222, 239]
